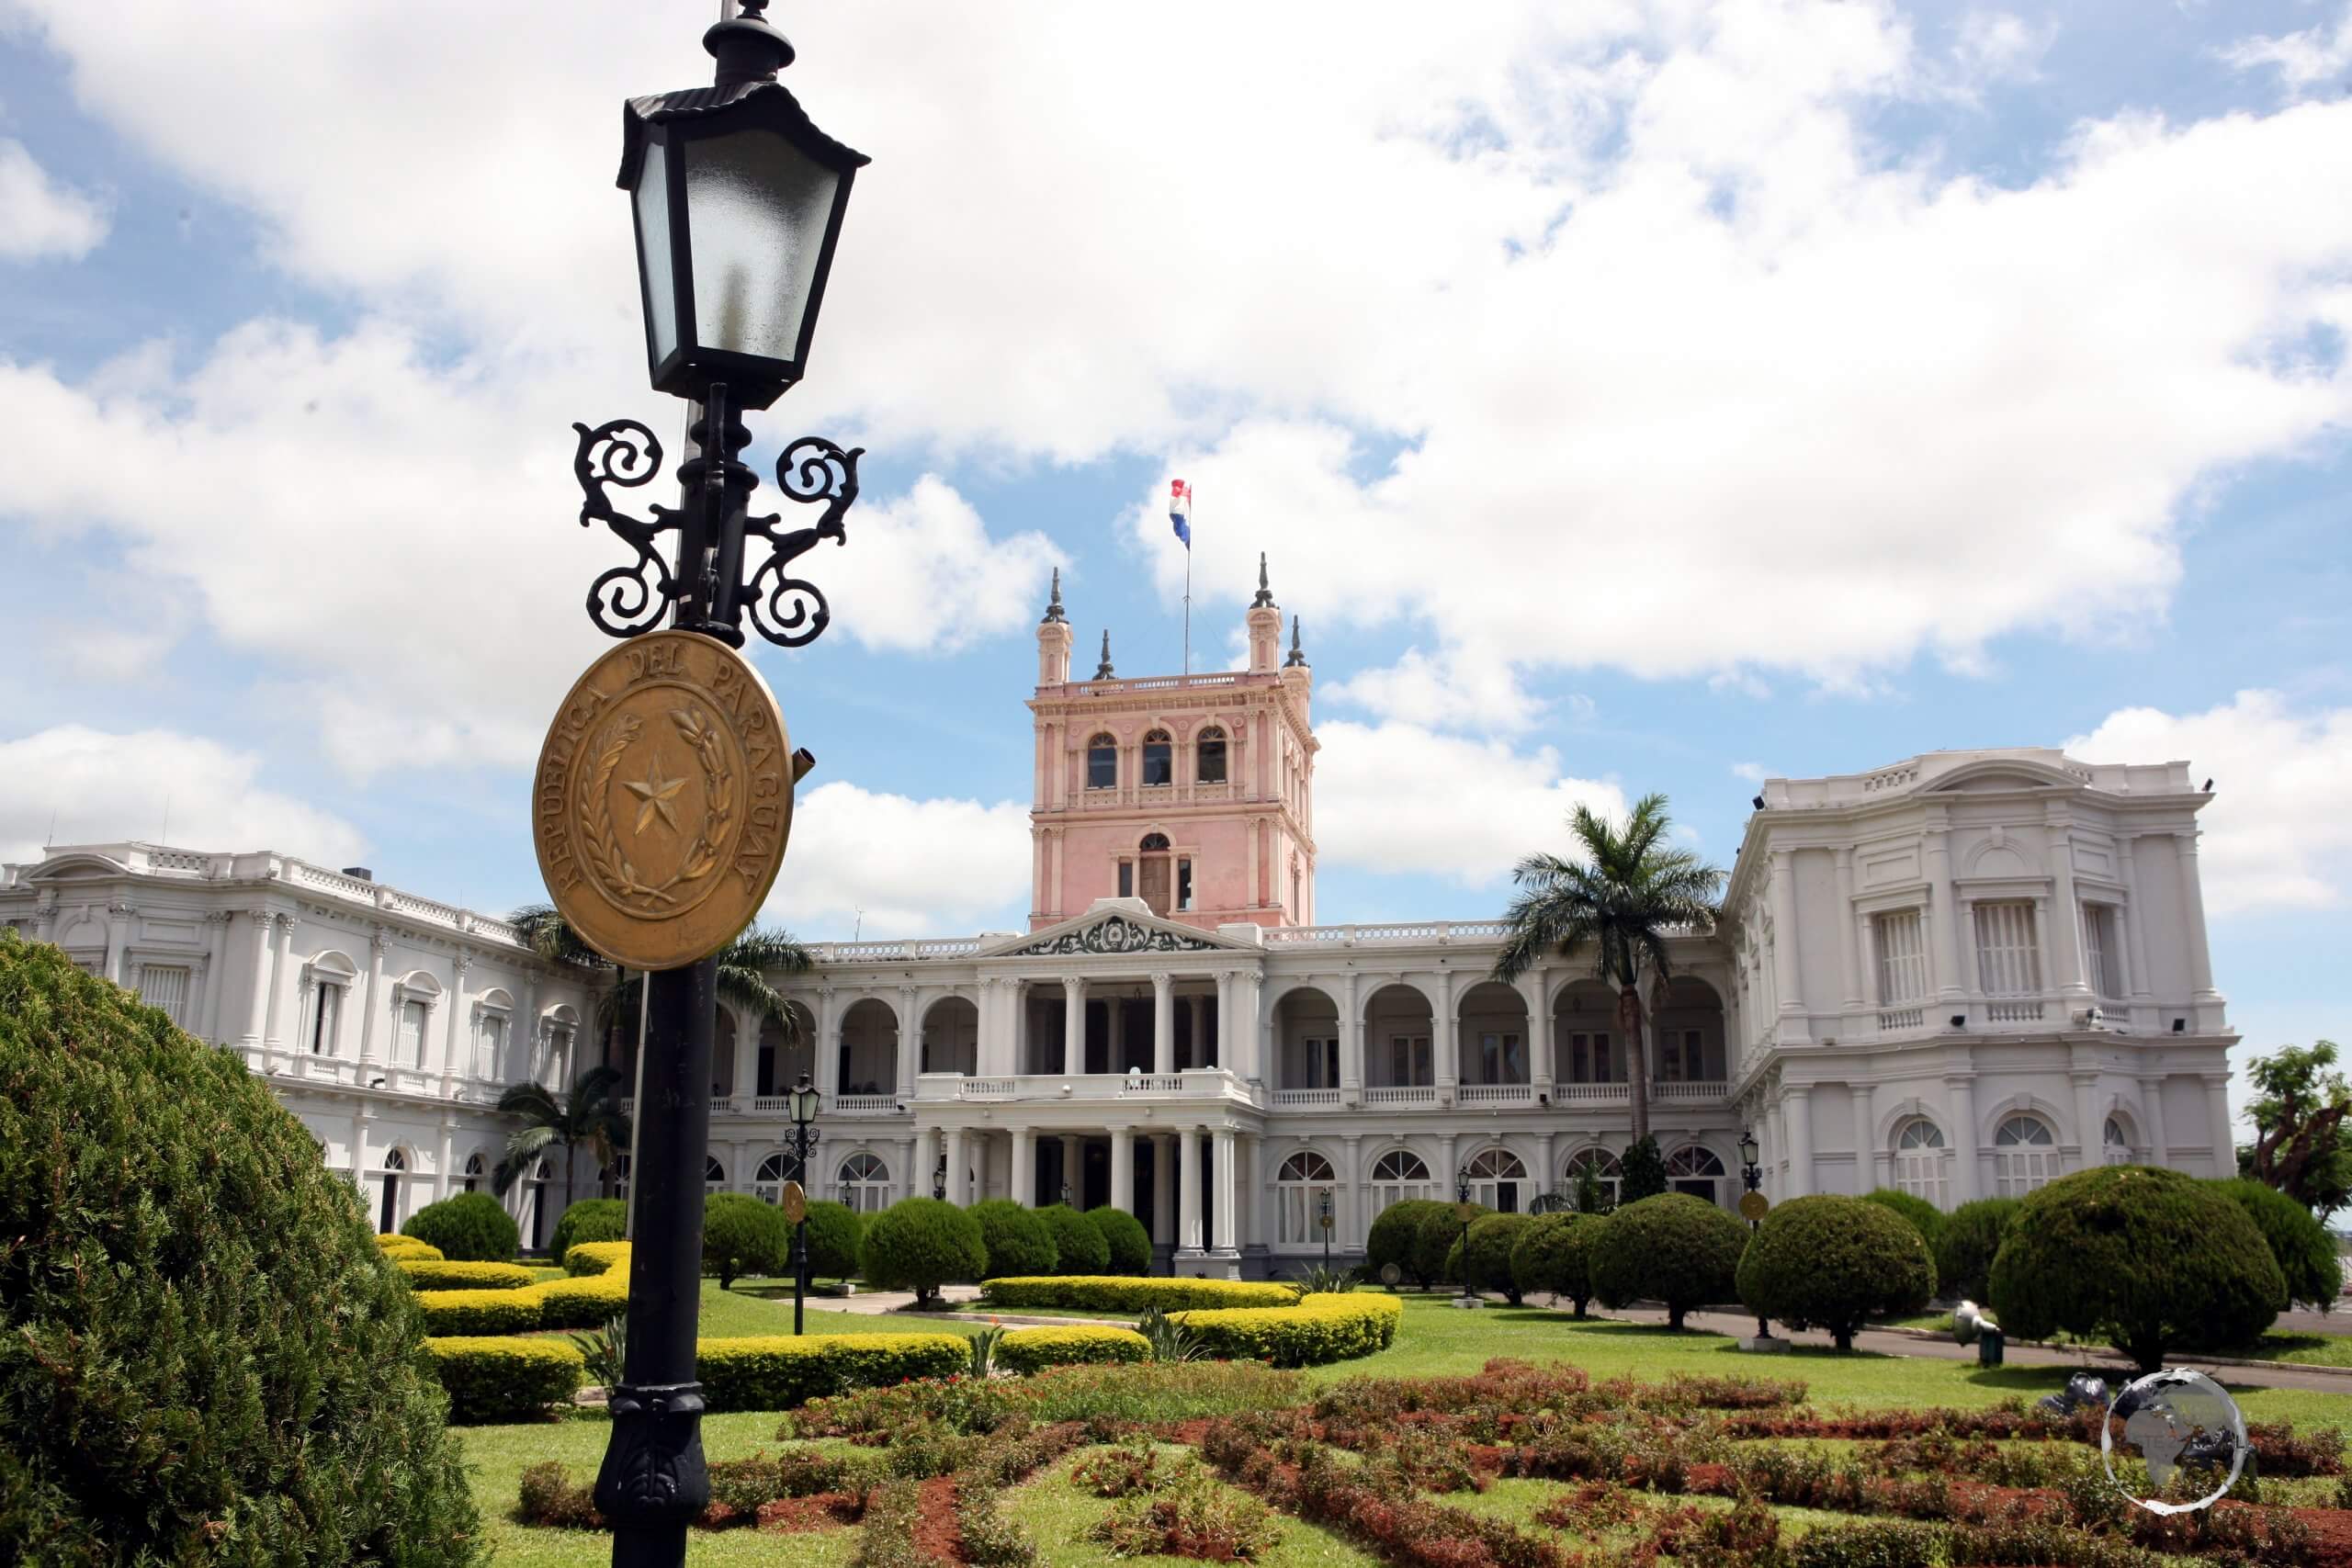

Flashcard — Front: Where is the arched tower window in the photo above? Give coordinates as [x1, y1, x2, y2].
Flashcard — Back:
[1893, 1118, 1948, 1207]
[1275, 1151, 1337, 1245]
[1086, 733, 1117, 790]
[1141, 729, 1173, 787]
[1196, 726, 1227, 784]
[1994, 1114, 2056, 1197]
[1136, 832, 1174, 916]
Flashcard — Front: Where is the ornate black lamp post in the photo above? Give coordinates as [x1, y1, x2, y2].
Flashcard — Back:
[1454, 1166, 1476, 1303]
[1317, 1187, 1334, 1267]
[786, 1071, 822, 1335]
[1738, 1128, 1770, 1342]
[933, 1155, 947, 1201]
[582, 8, 867, 1567]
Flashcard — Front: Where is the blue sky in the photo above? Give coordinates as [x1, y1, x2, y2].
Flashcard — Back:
[3, 1, 2350, 1121]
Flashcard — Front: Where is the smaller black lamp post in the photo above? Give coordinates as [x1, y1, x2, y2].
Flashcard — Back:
[1454, 1166, 1476, 1303]
[1060, 1180, 1074, 1208]
[1738, 1127, 1770, 1342]
[786, 1073, 821, 1336]
[1317, 1187, 1334, 1267]
[933, 1155, 946, 1201]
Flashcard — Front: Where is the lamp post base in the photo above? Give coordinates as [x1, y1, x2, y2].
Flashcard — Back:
[1737, 1334, 1790, 1353]
[1450, 1294, 1485, 1310]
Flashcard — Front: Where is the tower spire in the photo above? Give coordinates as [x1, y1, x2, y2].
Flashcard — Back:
[1041, 566, 1065, 624]
[1251, 551, 1274, 608]
[1284, 615, 1306, 667]
[1095, 628, 1115, 680]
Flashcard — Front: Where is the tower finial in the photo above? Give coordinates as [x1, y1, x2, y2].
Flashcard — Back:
[1251, 551, 1274, 608]
[1094, 628, 1114, 680]
[1041, 566, 1065, 624]
[1284, 614, 1307, 667]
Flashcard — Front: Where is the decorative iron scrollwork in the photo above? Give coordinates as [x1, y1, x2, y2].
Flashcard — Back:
[568, 390, 858, 649]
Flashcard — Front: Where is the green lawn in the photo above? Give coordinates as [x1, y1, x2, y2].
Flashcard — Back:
[2221, 1329, 2352, 1369]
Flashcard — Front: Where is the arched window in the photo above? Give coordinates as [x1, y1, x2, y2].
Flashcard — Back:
[705, 1156, 727, 1194]
[2103, 1114, 2132, 1165]
[527, 1158, 553, 1250]
[755, 1151, 803, 1203]
[1136, 833, 1174, 915]
[1275, 1151, 1337, 1246]
[1141, 729, 1173, 786]
[1564, 1148, 1620, 1212]
[1086, 733, 1117, 790]
[1665, 1145, 1726, 1206]
[838, 1152, 891, 1213]
[1462, 1148, 1527, 1213]
[1369, 1150, 1433, 1218]
[379, 1147, 406, 1234]
[463, 1151, 486, 1194]
[1196, 726, 1227, 784]
[1994, 1115, 2056, 1197]
[1893, 1119, 1948, 1207]
[605, 1152, 631, 1204]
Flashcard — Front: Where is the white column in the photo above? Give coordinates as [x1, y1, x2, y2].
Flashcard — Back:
[352, 1107, 371, 1202]
[1341, 1133, 1364, 1249]
[1769, 851, 1804, 1036]
[1215, 970, 1235, 1071]
[1111, 1125, 1136, 1215]
[1438, 1132, 1459, 1192]
[898, 987, 921, 1100]
[1433, 972, 1458, 1092]
[1057, 1133, 1081, 1205]
[1856, 913, 1880, 1011]
[814, 988, 841, 1100]
[2139, 1077, 2169, 1164]
[201, 910, 232, 1043]
[435, 1113, 455, 1201]
[1523, 972, 1554, 1098]
[1536, 1128, 1556, 1204]
[1212, 1128, 1238, 1254]
[1782, 1085, 1814, 1198]
[2118, 835, 2153, 1001]
[898, 1135, 920, 1203]
[2072, 1072, 2104, 1171]
[1177, 1129, 1203, 1252]
[945, 1127, 968, 1205]
[732, 1016, 757, 1111]
[1338, 974, 1363, 1097]
[1062, 975, 1085, 1074]
[2205, 1075, 2236, 1177]
[273, 916, 306, 1060]
[1153, 1133, 1176, 1250]
[1925, 820, 1964, 1000]
[1188, 987, 1206, 1068]
[1833, 848, 1862, 1011]
[1152, 973, 1175, 1076]
[245, 912, 279, 1051]
[1854, 1081, 1878, 1190]
[2176, 834, 2222, 1004]
[440, 952, 469, 1092]
[1947, 1077, 1981, 1202]
[2049, 827, 2092, 999]
[103, 899, 132, 985]
[1240, 1133, 1262, 1248]
[1107, 988, 1126, 1067]
[1010, 1126, 1034, 1206]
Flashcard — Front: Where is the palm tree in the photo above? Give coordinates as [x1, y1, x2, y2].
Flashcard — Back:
[492, 1064, 635, 1213]
[505, 902, 816, 1048]
[1491, 794, 1724, 1145]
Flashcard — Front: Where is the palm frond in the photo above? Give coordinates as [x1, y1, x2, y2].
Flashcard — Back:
[506, 903, 611, 969]
[492, 1123, 558, 1195]
[723, 925, 816, 976]
[496, 1081, 562, 1123]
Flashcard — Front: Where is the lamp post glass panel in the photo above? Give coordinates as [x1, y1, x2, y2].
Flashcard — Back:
[787, 1073, 821, 1335]
[581, 6, 868, 1565]
[1738, 1128, 1769, 1341]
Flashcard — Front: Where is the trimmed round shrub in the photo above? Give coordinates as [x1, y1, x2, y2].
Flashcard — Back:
[0, 934, 478, 1560]
[801, 1199, 865, 1280]
[1367, 1199, 1453, 1288]
[396, 1258, 537, 1292]
[979, 1277, 1297, 1312]
[1167, 1293, 1403, 1368]
[1036, 1202, 1112, 1275]
[1933, 1197, 2020, 1304]
[1412, 1202, 1487, 1287]
[1989, 1164, 2284, 1372]
[1087, 1205, 1153, 1275]
[1510, 1212, 1605, 1315]
[1589, 1192, 1748, 1329]
[378, 1233, 442, 1260]
[1737, 1193, 1936, 1350]
[424, 1337, 584, 1424]
[564, 1240, 633, 1278]
[997, 1325, 1150, 1374]
[704, 1192, 791, 1288]
[695, 1332, 970, 1413]
[2211, 1178, 2344, 1313]
[1453, 1213, 1533, 1303]
[1862, 1188, 1945, 1253]
[402, 1190, 521, 1263]
[548, 1196, 627, 1266]
[859, 1197, 988, 1307]
[970, 1198, 1058, 1278]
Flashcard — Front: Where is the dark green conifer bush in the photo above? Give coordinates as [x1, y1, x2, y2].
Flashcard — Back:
[0, 934, 479, 1562]
[703, 1192, 791, 1287]
[2209, 1177, 2343, 1314]
[968, 1198, 1057, 1278]
[1510, 1211, 1605, 1315]
[1365, 1199, 1452, 1288]
[1861, 1187, 1945, 1252]
[1932, 1197, 2019, 1303]
[1737, 1193, 1937, 1350]
[548, 1195, 626, 1266]
[402, 1190, 521, 1262]
[1036, 1202, 1112, 1274]
[1589, 1192, 1748, 1328]
[1086, 1204, 1153, 1275]
[801, 1198, 865, 1280]
[859, 1197, 988, 1307]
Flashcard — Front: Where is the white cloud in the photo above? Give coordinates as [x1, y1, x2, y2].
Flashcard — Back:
[1951, 10, 2055, 86]
[0, 725, 366, 866]
[822, 476, 1062, 654]
[0, 139, 107, 259]
[2068, 690, 2352, 916]
[1313, 720, 1627, 885]
[759, 779, 1031, 939]
[2222, 7, 2352, 96]
[1323, 647, 1544, 733]
[1729, 761, 1770, 784]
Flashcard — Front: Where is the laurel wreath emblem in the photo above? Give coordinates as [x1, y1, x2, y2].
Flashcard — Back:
[577, 705, 736, 914]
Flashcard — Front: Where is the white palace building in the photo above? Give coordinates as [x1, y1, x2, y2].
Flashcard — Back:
[0, 570, 2238, 1275]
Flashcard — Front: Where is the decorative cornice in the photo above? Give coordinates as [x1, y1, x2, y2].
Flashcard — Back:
[1014, 915, 1219, 957]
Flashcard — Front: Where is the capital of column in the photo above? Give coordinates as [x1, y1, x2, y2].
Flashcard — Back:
[1151, 972, 1172, 997]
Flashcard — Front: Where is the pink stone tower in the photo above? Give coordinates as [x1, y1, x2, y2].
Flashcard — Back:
[1027, 558, 1317, 931]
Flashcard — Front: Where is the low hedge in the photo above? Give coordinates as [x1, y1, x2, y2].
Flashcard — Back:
[396, 1259, 538, 1292]
[424, 1337, 584, 1424]
[695, 1333, 970, 1413]
[377, 1234, 443, 1260]
[564, 1241, 632, 1278]
[525, 1269, 631, 1330]
[996, 1325, 1150, 1375]
[978, 1276, 1298, 1313]
[1168, 1292, 1402, 1368]
[413, 1288, 541, 1336]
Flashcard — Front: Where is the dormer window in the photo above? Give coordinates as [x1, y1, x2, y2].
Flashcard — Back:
[1141, 729, 1173, 786]
[1086, 733, 1117, 789]
[1196, 726, 1227, 784]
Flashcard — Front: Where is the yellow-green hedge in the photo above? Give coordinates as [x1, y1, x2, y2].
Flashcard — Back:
[424, 1337, 585, 1424]
[564, 1240, 632, 1278]
[996, 1325, 1149, 1374]
[525, 1269, 630, 1329]
[414, 1288, 541, 1336]
[978, 1276, 1299, 1313]
[1169, 1292, 1402, 1368]
[377, 1234, 443, 1260]
[397, 1258, 537, 1292]
[695, 1334, 969, 1413]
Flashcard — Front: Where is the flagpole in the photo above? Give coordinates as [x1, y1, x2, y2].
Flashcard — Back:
[1183, 548, 1191, 676]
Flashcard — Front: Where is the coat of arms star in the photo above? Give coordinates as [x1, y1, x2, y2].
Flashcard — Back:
[624, 754, 686, 835]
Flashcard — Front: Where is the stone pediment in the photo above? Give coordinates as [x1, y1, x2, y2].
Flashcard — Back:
[986, 899, 1237, 959]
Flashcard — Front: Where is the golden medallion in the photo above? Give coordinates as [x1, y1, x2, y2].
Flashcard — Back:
[533, 630, 792, 970]
[1738, 1190, 1770, 1224]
